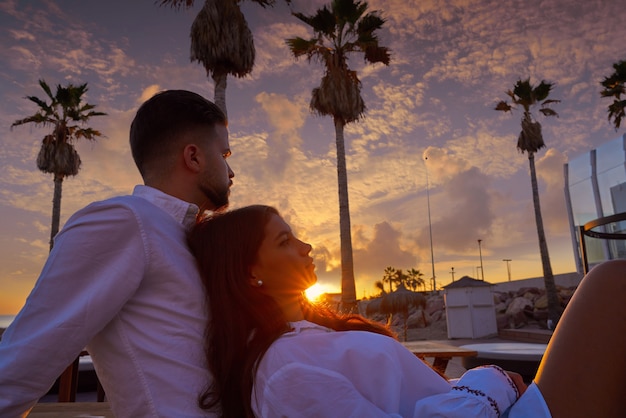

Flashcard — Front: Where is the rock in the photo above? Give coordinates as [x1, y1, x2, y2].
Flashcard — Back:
[534, 294, 548, 310]
[505, 297, 533, 316]
[407, 310, 428, 328]
[426, 298, 444, 315]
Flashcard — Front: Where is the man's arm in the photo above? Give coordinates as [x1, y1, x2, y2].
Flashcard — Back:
[0, 201, 146, 416]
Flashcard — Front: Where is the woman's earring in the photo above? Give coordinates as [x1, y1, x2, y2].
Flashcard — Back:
[257, 280, 263, 287]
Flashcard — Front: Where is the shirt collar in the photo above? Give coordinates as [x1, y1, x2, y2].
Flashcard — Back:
[132, 185, 199, 230]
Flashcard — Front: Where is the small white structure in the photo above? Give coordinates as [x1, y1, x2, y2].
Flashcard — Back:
[444, 276, 497, 339]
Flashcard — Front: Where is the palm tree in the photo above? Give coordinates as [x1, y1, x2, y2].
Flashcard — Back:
[382, 266, 397, 293]
[406, 268, 425, 291]
[373, 280, 386, 297]
[159, 0, 290, 118]
[286, 0, 390, 312]
[495, 78, 561, 328]
[11, 80, 106, 251]
[600, 59, 626, 130]
[394, 268, 408, 288]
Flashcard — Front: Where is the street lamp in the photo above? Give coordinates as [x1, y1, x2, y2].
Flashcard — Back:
[450, 267, 455, 282]
[425, 156, 436, 291]
[503, 259, 512, 281]
[477, 239, 485, 281]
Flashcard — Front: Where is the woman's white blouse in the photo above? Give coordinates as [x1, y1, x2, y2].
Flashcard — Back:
[251, 320, 551, 418]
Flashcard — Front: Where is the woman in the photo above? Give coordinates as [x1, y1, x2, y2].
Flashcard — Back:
[188, 205, 626, 417]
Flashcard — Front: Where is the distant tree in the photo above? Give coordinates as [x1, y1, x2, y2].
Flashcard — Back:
[394, 268, 407, 288]
[373, 280, 386, 297]
[11, 80, 106, 251]
[600, 59, 626, 130]
[495, 78, 561, 328]
[382, 266, 397, 293]
[406, 268, 425, 291]
[286, 0, 390, 312]
[158, 0, 290, 117]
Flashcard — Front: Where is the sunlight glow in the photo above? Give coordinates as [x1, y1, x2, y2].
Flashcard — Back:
[304, 283, 325, 302]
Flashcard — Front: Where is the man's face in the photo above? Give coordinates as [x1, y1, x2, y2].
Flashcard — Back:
[198, 123, 234, 211]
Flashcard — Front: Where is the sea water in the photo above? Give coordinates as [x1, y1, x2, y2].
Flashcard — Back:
[0, 314, 16, 329]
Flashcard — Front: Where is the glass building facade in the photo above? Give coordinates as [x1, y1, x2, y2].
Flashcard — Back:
[564, 134, 626, 273]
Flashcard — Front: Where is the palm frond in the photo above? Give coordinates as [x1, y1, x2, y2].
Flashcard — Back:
[607, 99, 626, 129]
[38, 79, 54, 101]
[157, 0, 195, 9]
[600, 60, 626, 130]
[534, 80, 553, 102]
[363, 45, 390, 65]
[539, 108, 559, 118]
[494, 101, 512, 112]
[293, 7, 336, 38]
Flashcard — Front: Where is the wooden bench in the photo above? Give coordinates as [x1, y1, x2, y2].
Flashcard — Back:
[402, 341, 478, 374]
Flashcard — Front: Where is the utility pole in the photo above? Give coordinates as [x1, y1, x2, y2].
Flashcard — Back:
[477, 239, 485, 281]
[503, 259, 512, 281]
[425, 156, 436, 292]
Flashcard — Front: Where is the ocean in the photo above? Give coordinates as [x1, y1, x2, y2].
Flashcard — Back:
[0, 315, 16, 329]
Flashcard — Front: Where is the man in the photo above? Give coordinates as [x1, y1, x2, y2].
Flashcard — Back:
[0, 90, 233, 417]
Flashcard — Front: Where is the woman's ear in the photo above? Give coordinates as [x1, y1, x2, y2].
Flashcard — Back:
[249, 277, 263, 287]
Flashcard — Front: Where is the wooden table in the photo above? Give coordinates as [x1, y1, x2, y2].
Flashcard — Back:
[402, 341, 478, 374]
[28, 402, 113, 417]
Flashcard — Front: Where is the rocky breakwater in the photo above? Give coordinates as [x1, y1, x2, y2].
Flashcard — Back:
[363, 284, 577, 333]
[494, 285, 576, 329]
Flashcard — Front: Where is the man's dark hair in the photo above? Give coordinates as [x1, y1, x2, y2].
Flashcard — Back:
[130, 90, 227, 178]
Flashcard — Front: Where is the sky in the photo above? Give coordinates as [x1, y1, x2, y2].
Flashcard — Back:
[1, 0, 625, 314]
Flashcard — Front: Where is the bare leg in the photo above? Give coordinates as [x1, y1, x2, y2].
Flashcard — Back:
[535, 259, 626, 417]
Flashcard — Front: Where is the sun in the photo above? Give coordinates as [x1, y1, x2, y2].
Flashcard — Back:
[304, 283, 325, 302]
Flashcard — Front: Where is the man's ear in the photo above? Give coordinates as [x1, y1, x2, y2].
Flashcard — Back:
[183, 144, 202, 173]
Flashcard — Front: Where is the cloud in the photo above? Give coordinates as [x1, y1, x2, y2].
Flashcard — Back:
[138, 85, 162, 104]
[353, 221, 416, 281]
[422, 166, 494, 252]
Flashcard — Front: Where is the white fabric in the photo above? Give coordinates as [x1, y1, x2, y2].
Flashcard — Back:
[505, 382, 551, 417]
[252, 320, 551, 418]
[0, 185, 213, 418]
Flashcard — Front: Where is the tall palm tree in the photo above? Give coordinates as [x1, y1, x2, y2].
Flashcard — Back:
[286, 0, 390, 313]
[600, 59, 626, 130]
[159, 0, 290, 118]
[11, 80, 106, 251]
[495, 78, 561, 328]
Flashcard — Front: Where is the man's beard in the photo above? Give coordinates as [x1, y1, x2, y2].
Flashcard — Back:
[202, 185, 229, 212]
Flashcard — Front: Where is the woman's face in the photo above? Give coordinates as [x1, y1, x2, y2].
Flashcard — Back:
[250, 213, 317, 296]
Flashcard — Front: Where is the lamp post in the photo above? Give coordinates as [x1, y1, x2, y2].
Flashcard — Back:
[503, 259, 512, 281]
[477, 239, 485, 281]
[425, 156, 436, 292]
[450, 267, 455, 282]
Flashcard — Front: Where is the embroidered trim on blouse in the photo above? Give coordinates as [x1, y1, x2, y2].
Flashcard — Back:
[452, 385, 501, 417]
[488, 364, 521, 399]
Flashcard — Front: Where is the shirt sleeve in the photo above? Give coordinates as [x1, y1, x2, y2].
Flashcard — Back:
[412, 365, 520, 417]
[254, 362, 403, 418]
[0, 201, 146, 416]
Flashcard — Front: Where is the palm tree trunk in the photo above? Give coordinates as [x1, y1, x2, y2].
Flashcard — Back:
[212, 72, 228, 119]
[528, 153, 561, 328]
[49, 174, 64, 251]
[334, 117, 357, 313]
